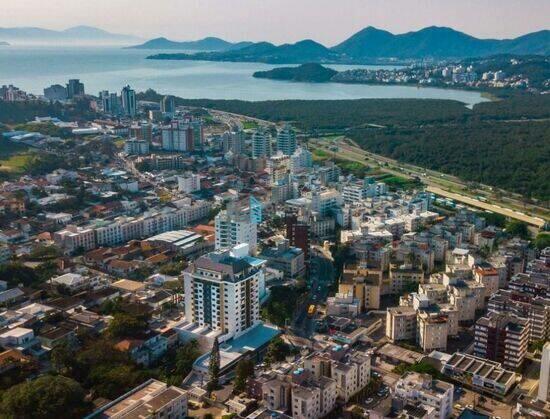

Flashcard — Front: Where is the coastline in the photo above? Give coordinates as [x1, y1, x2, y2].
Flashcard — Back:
[250, 74, 500, 102]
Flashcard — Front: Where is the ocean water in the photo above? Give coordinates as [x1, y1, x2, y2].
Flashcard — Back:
[0, 46, 488, 106]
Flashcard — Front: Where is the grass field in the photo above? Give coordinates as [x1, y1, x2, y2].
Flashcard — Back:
[242, 120, 259, 130]
[0, 140, 31, 173]
[0, 153, 32, 173]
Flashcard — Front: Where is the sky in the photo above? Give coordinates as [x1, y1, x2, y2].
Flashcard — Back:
[1, 0, 549, 45]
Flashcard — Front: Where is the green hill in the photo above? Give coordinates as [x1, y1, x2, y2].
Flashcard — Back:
[253, 63, 338, 82]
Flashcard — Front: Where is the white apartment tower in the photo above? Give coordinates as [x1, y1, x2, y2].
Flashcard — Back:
[162, 120, 194, 152]
[537, 342, 550, 402]
[252, 130, 271, 159]
[290, 147, 313, 173]
[183, 245, 263, 339]
[215, 204, 258, 254]
[276, 124, 297, 156]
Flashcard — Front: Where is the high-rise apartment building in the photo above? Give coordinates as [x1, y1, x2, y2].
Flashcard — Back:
[215, 204, 258, 254]
[160, 95, 176, 114]
[252, 130, 271, 159]
[129, 123, 152, 143]
[121, 85, 137, 117]
[538, 342, 550, 402]
[66, 79, 85, 99]
[276, 124, 297, 156]
[267, 152, 291, 186]
[183, 244, 264, 339]
[290, 147, 313, 173]
[100, 90, 120, 115]
[488, 289, 550, 343]
[222, 130, 245, 155]
[286, 213, 310, 260]
[474, 312, 530, 370]
[161, 120, 199, 152]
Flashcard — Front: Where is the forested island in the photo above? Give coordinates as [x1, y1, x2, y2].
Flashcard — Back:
[253, 63, 338, 82]
[250, 56, 550, 90]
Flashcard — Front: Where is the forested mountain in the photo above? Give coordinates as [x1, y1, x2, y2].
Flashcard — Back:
[148, 39, 340, 64]
[333, 26, 550, 59]
[148, 27, 550, 63]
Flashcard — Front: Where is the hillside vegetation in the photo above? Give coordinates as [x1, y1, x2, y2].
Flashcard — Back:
[253, 63, 338, 82]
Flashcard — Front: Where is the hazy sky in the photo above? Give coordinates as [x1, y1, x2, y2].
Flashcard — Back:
[2, 0, 549, 45]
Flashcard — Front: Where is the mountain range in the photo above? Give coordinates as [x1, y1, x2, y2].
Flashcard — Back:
[127, 37, 253, 51]
[149, 39, 341, 64]
[146, 26, 550, 63]
[0, 25, 141, 45]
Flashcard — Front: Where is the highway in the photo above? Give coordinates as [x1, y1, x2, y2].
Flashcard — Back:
[310, 137, 548, 228]
[426, 186, 546, 228]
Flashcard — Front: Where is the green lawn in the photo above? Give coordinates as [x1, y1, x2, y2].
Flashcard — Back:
[0, 140, 31, 173]
[242, 120, 259, 130]
[0, 153, 32, 173]
[312, 149, 330, 161]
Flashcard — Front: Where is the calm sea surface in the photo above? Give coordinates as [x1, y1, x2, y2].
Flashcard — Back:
[0, 46, 488, 105]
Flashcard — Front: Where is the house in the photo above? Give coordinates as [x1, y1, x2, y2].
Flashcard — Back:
[141, 290, 174, 309]
[0, 327, 36, 350]
[114, 331, 168, 367]
[107, 259, 142, 276]
[37, 324, 77, 349]
[111, 279, 146, 294]
[67, 309, 107, 333]
[147, 273, 180, 287]
[51, 273, 93, 293]
[0, 287, 26, 307]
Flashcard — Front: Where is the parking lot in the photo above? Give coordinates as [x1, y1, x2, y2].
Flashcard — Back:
[453, 386, 514, 419]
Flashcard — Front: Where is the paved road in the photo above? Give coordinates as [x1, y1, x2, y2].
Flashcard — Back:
[427, 186, 546, 228]
[311, 139, 548, 227]
[291, 255, 335, 338]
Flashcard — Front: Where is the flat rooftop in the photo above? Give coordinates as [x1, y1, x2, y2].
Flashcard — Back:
[377, 343, 425, 365]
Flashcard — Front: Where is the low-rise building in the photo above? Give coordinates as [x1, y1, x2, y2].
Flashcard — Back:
[393, 372, 454, 419]
[442, 352, 518, 396]
[85, 379, 187, 418]
[259, 239, 305, 280]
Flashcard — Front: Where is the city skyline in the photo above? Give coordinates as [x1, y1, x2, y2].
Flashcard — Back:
[1, 0, 549, 45]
